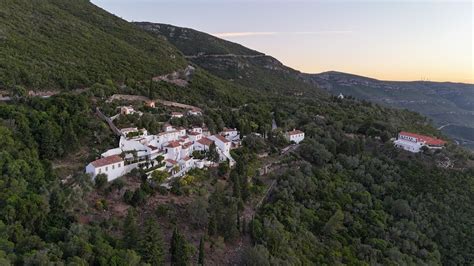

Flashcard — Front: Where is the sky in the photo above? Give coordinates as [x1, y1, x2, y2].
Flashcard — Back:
[92, 0, 473, 83]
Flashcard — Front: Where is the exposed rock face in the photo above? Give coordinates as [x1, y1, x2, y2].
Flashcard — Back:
[152, 65, 196, 87]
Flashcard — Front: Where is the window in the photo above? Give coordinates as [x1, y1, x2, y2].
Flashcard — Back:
[99, 169, 102, 174]
[118, 163, 121, 167]
[112, 165, 115, 170]
[105, 166, 108, 171]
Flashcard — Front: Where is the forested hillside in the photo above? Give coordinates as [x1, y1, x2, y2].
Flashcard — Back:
[0, 1, 472, 265]
[136, 22, 322, 97]
[0, 0, 186, 90]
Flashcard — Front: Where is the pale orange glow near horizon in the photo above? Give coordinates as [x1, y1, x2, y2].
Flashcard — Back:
[93, 0, 473, 83]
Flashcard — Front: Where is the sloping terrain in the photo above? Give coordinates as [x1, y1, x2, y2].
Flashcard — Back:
[305, 71, 474, 148]
[0, 1, 473, 265]
[136, 22, 323, 97]
[0, 0, 186, 90]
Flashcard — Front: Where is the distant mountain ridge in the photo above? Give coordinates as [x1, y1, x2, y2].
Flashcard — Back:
[135, 22, 324, 98]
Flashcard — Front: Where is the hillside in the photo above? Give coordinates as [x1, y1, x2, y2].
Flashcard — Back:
[305, 71, 474, 149]
[0, 0, 186, 90]
[0, 1, 473, 265]
[135, 22, 322, 97]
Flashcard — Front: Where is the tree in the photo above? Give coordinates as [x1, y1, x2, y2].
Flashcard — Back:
[198, 236, 205, 265]
[207, 142, 220, 162]
[123, 209, 139, 249]
[170, 227, 190, 266]
[151, 170, 168, 184]
[95, 174, 108, 189]
[138, 217, 165, 265]
[218, 162, 229, 177]
[241, 245, 270, 266]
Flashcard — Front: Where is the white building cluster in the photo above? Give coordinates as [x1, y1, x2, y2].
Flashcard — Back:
[86, 124, 240, 182]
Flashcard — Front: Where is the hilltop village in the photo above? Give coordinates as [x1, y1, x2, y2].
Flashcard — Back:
[84, 95, 449, 185]
[85, 97, 306, 185]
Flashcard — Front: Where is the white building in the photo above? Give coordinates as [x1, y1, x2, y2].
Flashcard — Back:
[194, 137, 214, 152]
[188, 131, 202, 142]
[191, 127, 202, 134]
[285, 129, 305, 144]
[120, 106, 135, 115]
[209, 134, 231, 155]
[221, 128, 239, 141]
[394, 131, 446, 153]
[86, 155, 125, 181]
[188, 109, 202, 116]
[171, 112, 184, 118]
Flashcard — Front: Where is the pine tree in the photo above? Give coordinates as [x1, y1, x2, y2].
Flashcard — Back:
[208, 215, 217, 236]
[139, 217, 165, 265]
[198, 236, 205, 265]
[170, 227, 189, 266]
[123, 209, 139, 249]
[207, 142, 220, 162]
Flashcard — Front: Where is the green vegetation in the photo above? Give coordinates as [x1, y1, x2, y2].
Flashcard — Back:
[306, 71, 474, 150]
[0, 0, 186, 90]
[0, 1, 472, 265]
[137, 22, 323, 98]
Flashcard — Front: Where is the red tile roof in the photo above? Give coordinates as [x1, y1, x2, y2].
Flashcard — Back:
[188, 131, 201, 136]
[166, 159, 178, 165]
[198, 137, 214, 146]
[148, 145, 158, 151]
[182, 142, 193, 149]
[165, 141, 181, 148]
[213, 134, 230, 143]
[91, 155, 123, 168]
[222, 127, 237, 132]
[399, 131, 446, 146]
[288, 129, 304, 136]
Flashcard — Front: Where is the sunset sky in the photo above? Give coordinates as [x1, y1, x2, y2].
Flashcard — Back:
[92, 0, 473, 83]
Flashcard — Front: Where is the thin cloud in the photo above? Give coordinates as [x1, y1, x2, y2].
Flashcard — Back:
[213, 32, 277, 37]
[212, 31, 353, 38]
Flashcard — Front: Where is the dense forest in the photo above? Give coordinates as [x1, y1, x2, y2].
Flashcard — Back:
[0, 0, 472, 265]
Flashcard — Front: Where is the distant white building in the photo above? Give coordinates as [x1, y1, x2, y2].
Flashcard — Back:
[337, 93, 344, 99]
[171, 112, 184, 118]
[86, 155, 125, 181]
[285, 129, 305, 144]
[120, 106, 135, 115]
[120, 106, 143, 116]
[394, 131, 446, 153]
[187, 109, 202, 116]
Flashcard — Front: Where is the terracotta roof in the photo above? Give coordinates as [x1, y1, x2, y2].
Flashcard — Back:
[188, 131, 201, 136]
[90, 155, 123, 168]
[171, 112, 183, 116]
[182, 156, 192, 161]
[213, 134, 230, 143]
[222, 127, 237, 132]
[166, 159, 178, 165]
[198, 137, 214, 146]
[148, 145, 158, 151]
[287, 129, 304, 136]
[165, 141, 181, 148]
[399, 131, 446, 146]
[182, 142, 193, 149]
